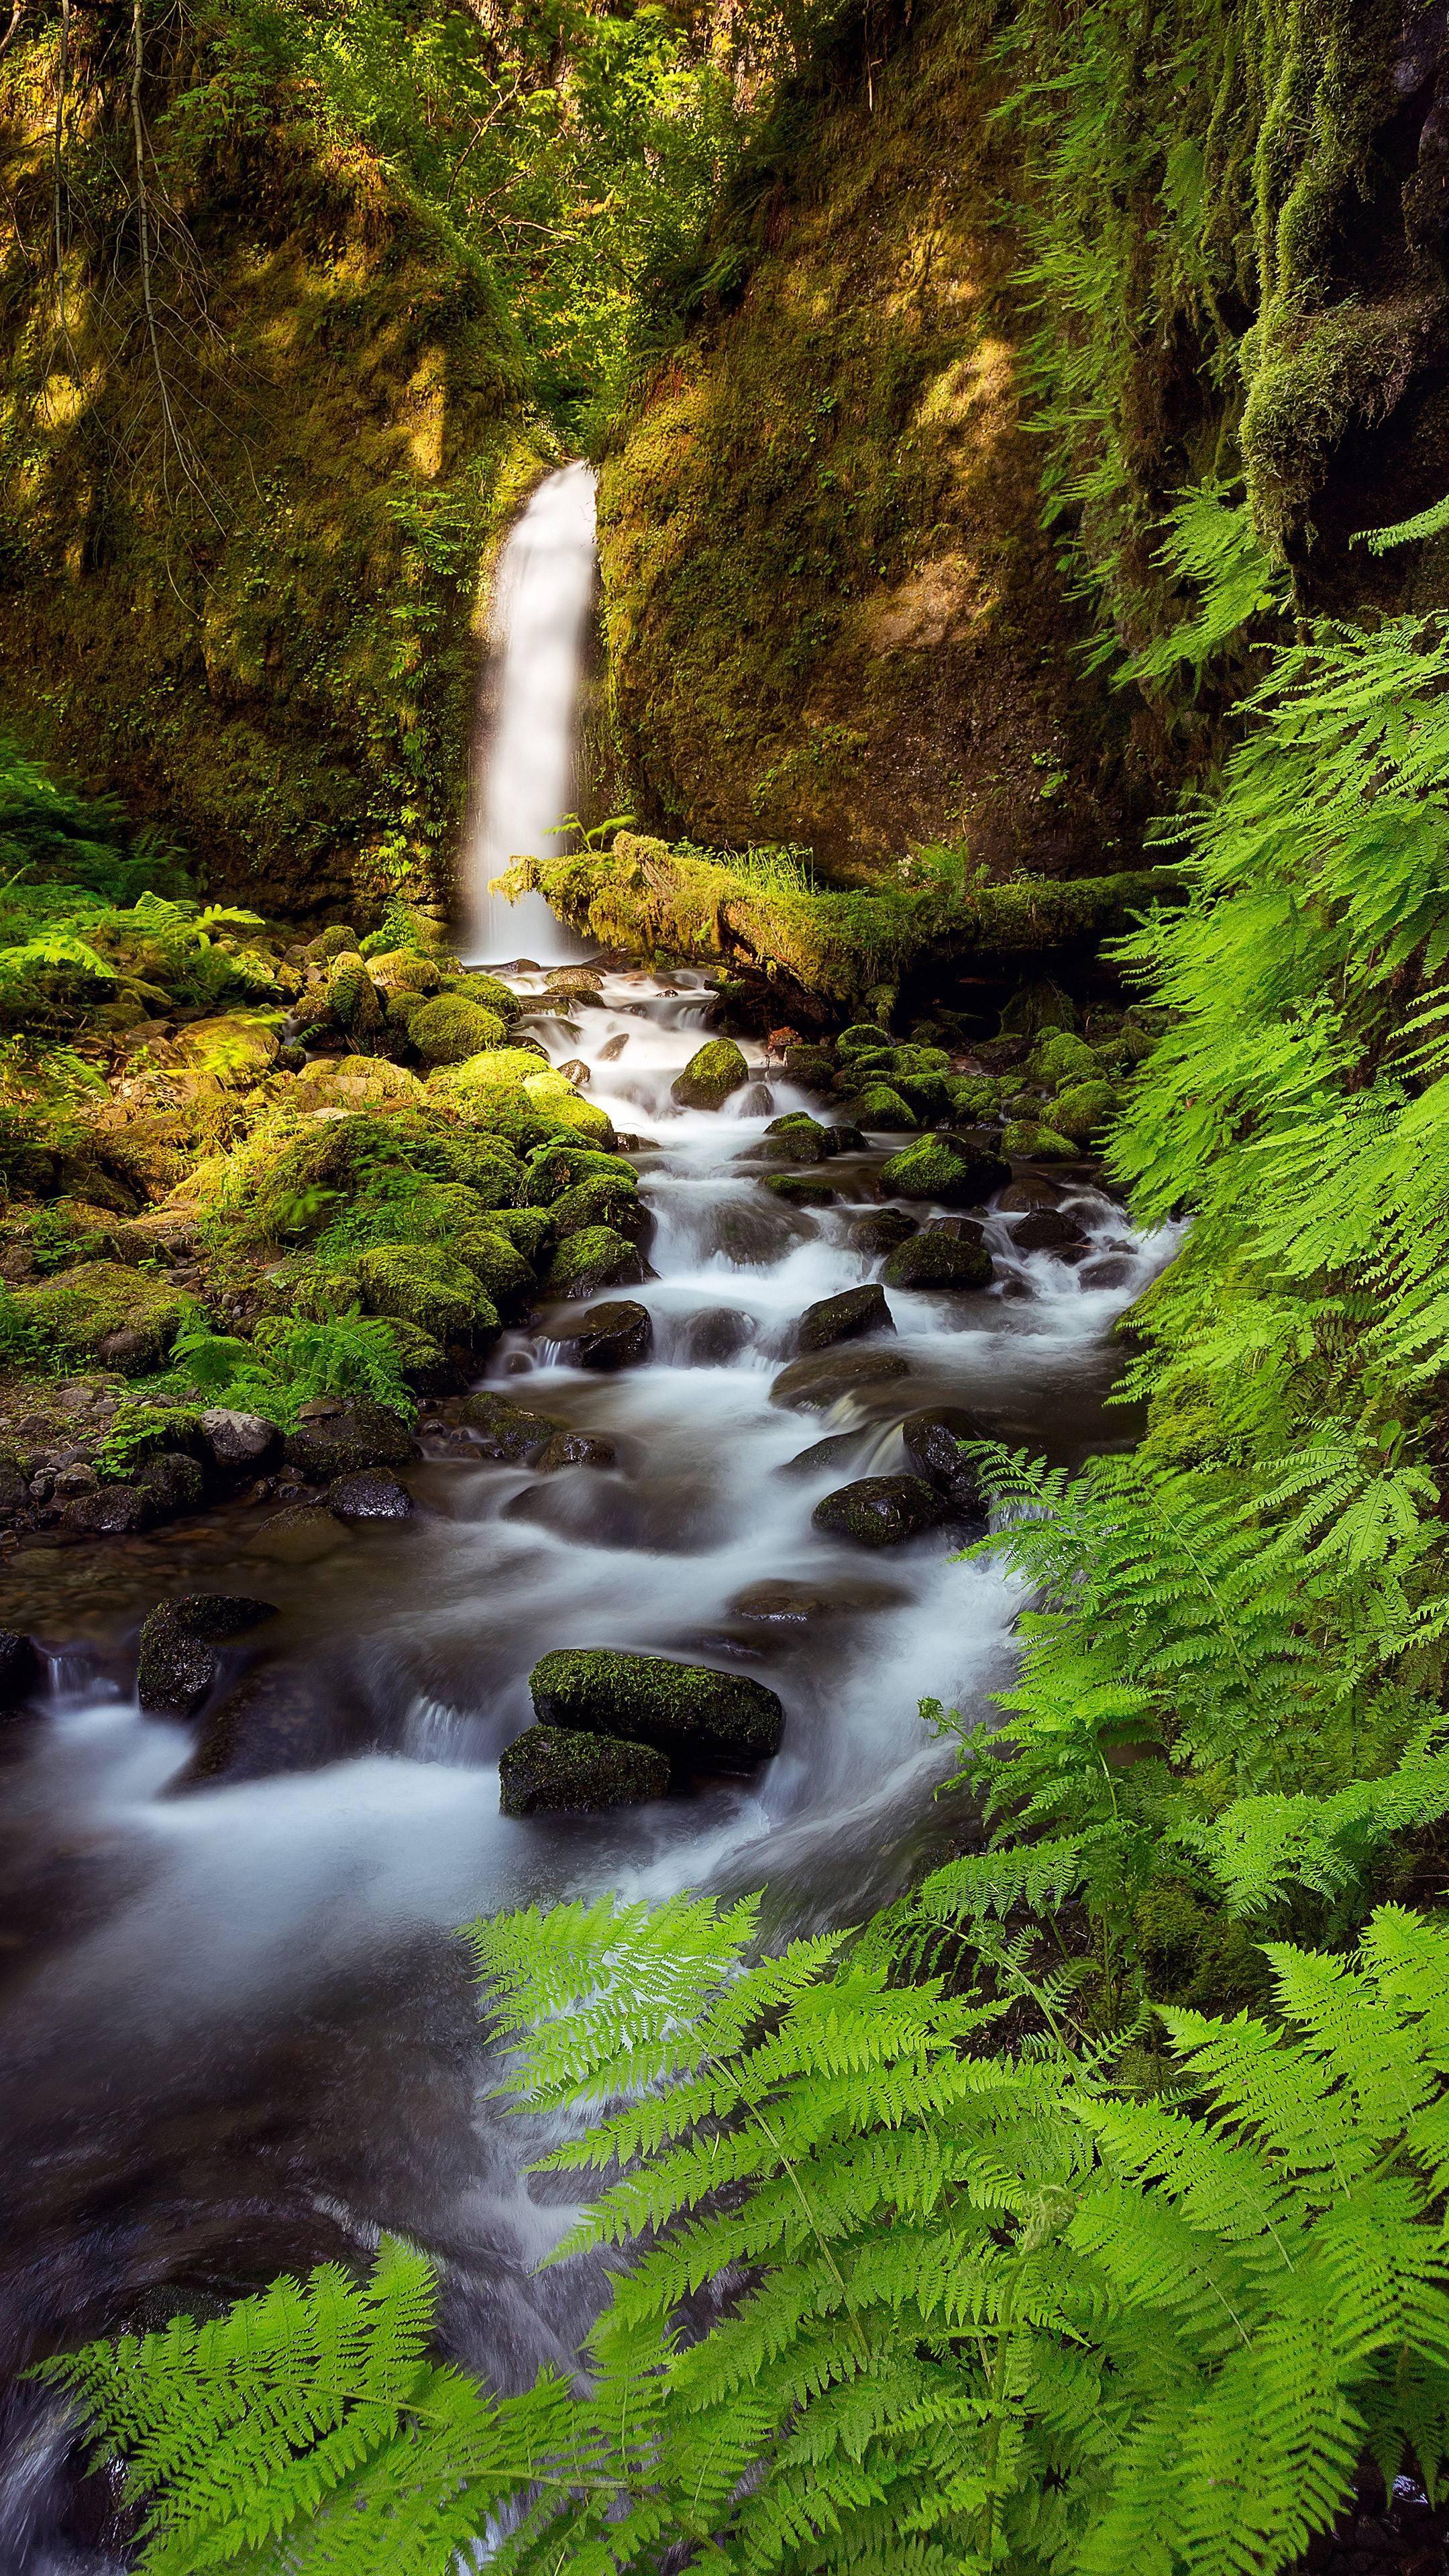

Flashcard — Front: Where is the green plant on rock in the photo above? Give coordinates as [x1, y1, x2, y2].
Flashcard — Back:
[164, 1309, 415, 1428]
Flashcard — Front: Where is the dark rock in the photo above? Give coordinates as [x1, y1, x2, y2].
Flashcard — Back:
[543, 1299, 653, 1370]
[327, 1469, 413, 1521]
[199, 1407, 280, 1468]
[677, 1306, 754, 1364]
[249, 1503, 347, 1564]
[710, 1201, 809, 1265]
[530, 1648, 784, 1767]
[777, 1430, 867, 1478]
[460, 1391, 561, 1460]
[828, 1124, 868, 1152]
[282, 1400, 419, 1483]
[535, 1430, 617, 1470]
[0, 1629, 41, 1708]
[171, 1664, 343, 1788]
[812, 1475, 950, 1546]
[881, 1232, 993, 1290]
[0, 1462, 30, 1521]
[137, 1452, 207, 1518]
[500, 1723, 669, 1817]
[769, 1347, 911, 1413]
[851, 1210, 917, 1254]
[762, 1173, 836, 1207]
[63, 1483, 154, 1536]
[1011, 1206, 1089, 1254]
[759, 1113, 835, 1165]
[901, 1407, 990, 1518]
[1079, 1252, 1136, 1289]
[796, 1283, 894, 1354]
[138, 1593, 276, 1719]
[997, 1175, 1064, 1212]
[729, 1578, 906, 1626]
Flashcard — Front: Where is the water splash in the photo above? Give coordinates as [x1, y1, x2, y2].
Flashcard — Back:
[466, 462, 598, 967]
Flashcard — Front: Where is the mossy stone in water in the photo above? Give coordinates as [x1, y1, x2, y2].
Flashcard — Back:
[881, 1231, 992, 1290]
[850, 1083, 916, 1128]
[763, 1173, 836, 1206]
[500, 1723, 669, 1817]
[455, 1228, 535, 1313]
[461, 1390, 560, 1460]
[878, 1138, 1008, 1205]
[529, 1648, 784, 1766]
[672, 1037, 750, 1110]
[545, 1224, 647, 1299]
[851, 1210, 917, 1254]
[812, 1475, 949, 1546]
[548, 1173, 647, 1244]
[901, 1406, 991, 1515]
[1001, 1118, 1077, 1161]
[1046, 1079, 1117, 1146]
[783, 1044, 834, 1086]
[1027, 1027, 1099, 1089]
[543, 1299, 653, 1369]
[356, 1243, 498, 1341]
[761, 1112, 835, 1164]
[409, 995, 508, 1065]
[796, 1283, 894, 1352]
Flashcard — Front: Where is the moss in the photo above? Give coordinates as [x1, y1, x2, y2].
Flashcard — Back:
[548, 1173, 642, 1240]
[521, 1071, 615, 1145]
[529, 1647, 784, 1765]
[881, 1231, 993, 1289]
[18, 1259, 189, 1373]
[454, 1227, 535, 1311]
[170, 1013, 282, 1093]
[879, 1137, 1008, 1204]
[1028, 1028, 1100, 1090]
[1001, 1118, 1077, 1161]
[499, 1724, 669, 1817]
[1046, 1079, 1117, 1146]
[409, 995, 509, 1065]
[850, 1083, 916, 1128]
[368, 951, 440, 996]
[672, 1036, 751, 1109]
[544, 1224, 644, 1299]
[443, 971, 521, 1022]
[484, 1205, 555, 1262]
[763, 1172, 836, 1205]
[355, 1244, 498, 1340]
[291, 1057, 427, 1112]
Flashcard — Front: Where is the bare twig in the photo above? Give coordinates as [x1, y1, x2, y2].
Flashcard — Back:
[0, 0, 31, 65]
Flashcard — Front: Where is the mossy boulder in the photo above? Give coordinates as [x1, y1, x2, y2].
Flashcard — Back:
[547, 1173, 648, 1246]
[760, 1112, 837, 1165]
[902, 1405, 990, 1519]
[485, 1205, 555, 1263]
[356, 1244, 499, 1341]
[879, 1138, 1009, 1205]
[769, 1346, 912, 1411]
[672, 1038, 750, 1110]
[545, 1224, 647, 1299]
[530, 1648, 784, 1767]
[313, 926, 359, 960]
[500, 1723, 669, 1817]
[522, 1069, 615, 1144]
[461, 1389, 561, 1460]
[17, 1261, 189, 1373]
[892, 1073, 950, 1120]
[851, 1209, 917, 1253]
[367, 950, 439, 996]
[443, 971, 521, 1021]
[409, 994, 508, 1065]
[882, 1228, 992, 1289]
[812, 1475, 949, 1546]
[282, 1399, 420, 1482]
[784, 1044, 835, 1086]
[837, 1024, 889, 1057]
[763, 1173, 836, 1206]
[850, 1083, 917, 1128]
[1046, 1079, 1118, 1147]
[328, 954, 382, 1039]
[170, 1013, 282, 1092]
[455, 1228, 535, 1313]
[543, 1299, 653, 1368]
[1002, 1119, 1078, 1161]
[291, 1057, 427, 1112]
[1028, 1027, 1100, 1090]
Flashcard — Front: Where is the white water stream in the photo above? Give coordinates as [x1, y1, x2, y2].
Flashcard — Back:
[465, 462, 597, 967]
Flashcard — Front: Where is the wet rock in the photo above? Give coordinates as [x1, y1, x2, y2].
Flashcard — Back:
[52, 1462, 98, 1497]
[282, 1400, 420, 1483]
[549, 1173, 653, 1250]
[327, 1469, 413, 1521]
[500, 1723, 669, 1817]
[879, 1137, 1010, 1205]
[0, 1629, 42, 1709]
[138, 1593, 276, 1718]
[531, 1648, 784, 1767]
[881, 1232, 993, 1291]
[172, 1663, 343, 1788]
[760, 1113, 836, 1165]
[200, 1408, 280, 1470]
[1047, 1079, 1117, 1147]
[711, 1200, 809, 1265]
[544, 1224, 649, 1299]
[1011, 1205, 1089, 1254]
[1079, 1252, 1136, 1289]
[62, 1483, 155, 1536]
[812, 1475, 949, 1547]
[769, 1346, 911, 1413]
[1001, 1118, 1077, 1162]
[901, 1407, 990, 1519]
[783, 1042, 835, 1086]
[829, 1123, 868, 1153]
[248, 1503, 349, 1564]
[543, 1300, 653, 1371]
[672, 1038, 750, 1110]
[460, 1391, 561, 1460]
[777, 1430, 867, 1478]
[138, 1452, 207, 1518]
[851, 1210, 917, 1254]
[762, 1173, 836, 1207]
[849, 1083, 917, 1128]
[677, 1307, 754, 1364]
[535, 1430, 617, 1470]
[796, 1283, 894, 1353]
[729, 1578, 906, 1626]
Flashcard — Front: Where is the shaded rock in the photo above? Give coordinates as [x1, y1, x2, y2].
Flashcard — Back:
[850, 1082, 916, 1128]
[672, 1038, 750, 1110]
[531, 1648, 784, 1767]
[460, 1391, 561, 1460]
[762, 1173, 836, 1207]
[1047, 1079, 1117, 1146]
[777, 1430, 867, 1478]
[327, 1469, 413, 1521]
[1012, 1206, 1089, 1254]
[759, 1113, 835, 1165]
[851, 1210, 917, 1254]
[138, 1452, 207, 1518]
[997, 1175, 1065, 1213]
[769, 1347, 911, 1413]
[282, 1401, 420, 1483]
[729, 1578, 906, 1627]
[201, 1408, 280, 1470]
[535, 1431, 617, 1470]
[1079, 1252, 1136, 1289]
[677, 1307, 754, 1364]
[796, 1283, 894, 1353]
[879, 1137, 1010, 1205]
[63, 1483, 154, 1536]
[248, 1504, 348, 1564]
[828, 1122, 868, 1152]
[500, 1723, 669, 1817]
[1026, 1027, 1099, 1089]
[881, 1232, 993, 1291]
[172, 1664, 342, 1788]
[138, 1593, 276, 1719]
[0, 1629, 41, 1709]
[543, 1300, 653, 1370]
[812, 1475, 949, 1546]
[710, 1200, 809, 1265]
[901, 1407, 990, 1519]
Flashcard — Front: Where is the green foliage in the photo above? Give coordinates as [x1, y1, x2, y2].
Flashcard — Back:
[164, 1309, 415, 1429]
[0, 734, 192, 908]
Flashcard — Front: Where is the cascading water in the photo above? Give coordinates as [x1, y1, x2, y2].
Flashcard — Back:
[466, 463, 598, 969]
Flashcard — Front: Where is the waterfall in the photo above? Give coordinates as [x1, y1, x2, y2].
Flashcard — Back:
[465, 461, 598, 966]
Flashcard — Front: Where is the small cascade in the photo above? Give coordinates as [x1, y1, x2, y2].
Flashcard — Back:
[466, 462, 598, 967]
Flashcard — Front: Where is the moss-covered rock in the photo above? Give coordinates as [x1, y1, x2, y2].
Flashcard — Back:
[672, 1038, 750, 1110]
[409, 994, 508, 1065]
[812, 1474, 949, 1546]
[282, 1400, 420, 1482]
[291, 1057, 427, 1112]
[461, 1389, 561, 1460]
[170, 1013, 282, 1092]
[882, 1230, 994, 1290]
[356, 1244, 498, 1340]
[368, 951, 440, 996]
[138, 1592, 276, 1719]
[328, 955, 382, 1040]
[500, 1723, 669, 1817]
[529, 1648, 784, 1766]
[1046, 1079, 1118, 1146]
[521, 1069, 616, 1144]
[542, 1298, 653, 1368]
[17, 1260, 188, 1373]
[1027, 1028, 1101, 1090]
[454, 1227, 535, 1313]
[443, 971, 521, 1021]
[547, 1172, 647, 1246]
[850, 1083, 917, 1128]
[1001, 1119, 1078, 1161]
[878, 1138, 1010, 1205]
[484, 1205, 555, 1263]
[796, 1284, 894, 1352]
[545, 1224, 646, 1299]
[763, 1173, 836, 1206]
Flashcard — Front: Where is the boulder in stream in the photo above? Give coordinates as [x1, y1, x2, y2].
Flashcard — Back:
[460, 1390, 561, 1460]
[283, 1401, 421, 1483]
[851, 1209, 917, 1254]
[729, 1578, 906, 1627]
[762, 1173, 836, 1207]
[138, 1593, 277, 1719]
[500, 1723, 668, 1817]
[879, 1136, 1010, 1205]
[769, 1346, 910, 1413]
[248, 1503, 350, 1564]
[881, 1231, 993, 1291]
[672, 1038, 750, 1110]
[530, 1648, 784, 1766]
[1011, 1205, 1090, 1254]
[676, 1306, 754, 1364]
[900, 1407, 990, 1522]
[544, 1224, 648, 1299]
[795, 1283, 894, 1353]
[327, 1469, 413, 1521]
[535, 1430, 617, 1470]
[759, 1113, 836, 1165]
[543, 1299, 653, 1370]
[1000, 1118, 1077, 1162]
[812, 1475, 949, 1547]
[137, 1452, 208, 1518]
[62, 1483, 155, 1536]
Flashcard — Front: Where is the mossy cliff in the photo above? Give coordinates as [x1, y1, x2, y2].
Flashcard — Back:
[598, 0, 1449, 871]
[0, 7, 547, 917]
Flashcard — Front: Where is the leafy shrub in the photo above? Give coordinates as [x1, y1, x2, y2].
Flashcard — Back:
[164, 1310, 415, 1428]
